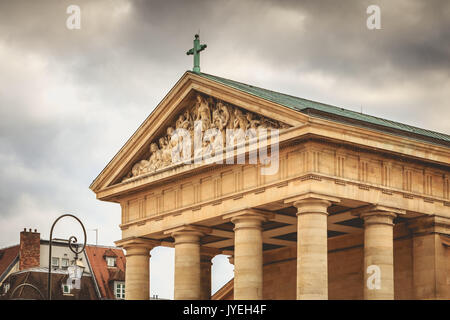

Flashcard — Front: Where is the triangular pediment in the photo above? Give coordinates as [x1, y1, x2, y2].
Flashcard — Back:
[90, 72, 307, 199]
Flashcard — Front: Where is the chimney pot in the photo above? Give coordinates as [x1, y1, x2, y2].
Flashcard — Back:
[28, 228, 31, 232]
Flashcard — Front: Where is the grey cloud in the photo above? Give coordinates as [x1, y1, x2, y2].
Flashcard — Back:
[0, 0, 447, 233]
[0, 0, 448, 298]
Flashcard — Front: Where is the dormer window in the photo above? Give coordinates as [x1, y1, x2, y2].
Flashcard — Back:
[62, 284, 70, 294]
[61, 258, 69, 269]
[106, 257, 116, 267]
[52, 257, 60, 268]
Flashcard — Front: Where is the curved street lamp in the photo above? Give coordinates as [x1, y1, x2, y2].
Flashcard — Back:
[10, 283, 45, 300]
[47, 214, 86, 300]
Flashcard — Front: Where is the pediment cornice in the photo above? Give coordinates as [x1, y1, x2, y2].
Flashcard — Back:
[90, 72, 307, 195]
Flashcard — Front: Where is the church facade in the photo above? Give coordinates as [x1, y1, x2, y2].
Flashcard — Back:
[90, 71, 450, 300]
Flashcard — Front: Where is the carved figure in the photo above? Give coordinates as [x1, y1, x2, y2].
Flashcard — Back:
[195, 95, 211, 132]
[213, 102, 230, 131]
[233, 108, 248, 130]
[148, 143, 162, 171]
[131, 159, 149, 177]
[184, 110, 193, 129]
[175, 115, 185, 129]
[246, 112, 260, 130]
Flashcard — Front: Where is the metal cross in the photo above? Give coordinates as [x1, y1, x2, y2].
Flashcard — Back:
[186, 34, 207, 73]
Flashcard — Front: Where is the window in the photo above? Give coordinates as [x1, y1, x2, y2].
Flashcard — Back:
[62, 284, 70, 294]
[61, 258, 69, 268]
[4, 283, 10, 294]
[51, 257, 60, 267]
[114, 281, 125, 299]
[106, 257, 116, 267]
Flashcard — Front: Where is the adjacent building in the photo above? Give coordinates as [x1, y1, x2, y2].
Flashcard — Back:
[0, 228, 126, 300]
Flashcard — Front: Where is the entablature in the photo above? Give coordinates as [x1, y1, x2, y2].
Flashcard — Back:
[116, 140, 450, 240]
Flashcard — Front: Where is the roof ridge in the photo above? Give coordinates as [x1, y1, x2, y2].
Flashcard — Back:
[85, 244, 123, 250]
[10, 267, 93, 275]
[38, 239, 121, 249]
[198, 71, 296, 98]
[1, 243, 122, 252]
[0, 244, 19, 251]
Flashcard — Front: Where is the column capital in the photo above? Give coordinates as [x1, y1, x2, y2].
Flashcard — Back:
[115, 237, 160, 252]
[164, 224, 211, 241]
[360, 211, 396, 227]
[284, 192, 340, 207]
[352, 204, 405, 216]
[223, 207, 274, 223]
[286, 193, 338, 217]
[352, 204, 404, 226]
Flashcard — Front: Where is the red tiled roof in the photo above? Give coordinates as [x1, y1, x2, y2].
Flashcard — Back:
[0, 245, 19, 279]
[85, 245, 126, 299]
[103, 248, 118, 258]
[1, 270, 98, 300]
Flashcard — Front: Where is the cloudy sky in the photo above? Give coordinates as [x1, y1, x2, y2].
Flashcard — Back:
[0, 0, 449, 298]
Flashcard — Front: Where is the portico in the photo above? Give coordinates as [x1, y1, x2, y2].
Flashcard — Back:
[91, 71, 450, 300]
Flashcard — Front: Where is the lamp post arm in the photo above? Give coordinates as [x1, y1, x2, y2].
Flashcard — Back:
[11, 283, 45, 300]
[47, 214, 87, 300]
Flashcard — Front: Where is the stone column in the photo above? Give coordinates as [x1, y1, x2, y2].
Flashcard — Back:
[360, 209, 397, 300]
[172, 228, 204, 300]
[293, 196, 332, 300]
[116, 238, 158, 300]
[228, 210, 269, 300]
[199, 248, 217, 300]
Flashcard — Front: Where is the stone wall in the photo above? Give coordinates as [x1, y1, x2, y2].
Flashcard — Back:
[263, 247, 296, 300]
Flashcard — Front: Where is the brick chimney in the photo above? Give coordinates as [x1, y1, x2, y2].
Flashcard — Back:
[19, 228, 41, 270]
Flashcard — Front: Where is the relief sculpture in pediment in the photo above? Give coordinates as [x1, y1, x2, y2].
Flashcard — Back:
[122, 93, 289, 181]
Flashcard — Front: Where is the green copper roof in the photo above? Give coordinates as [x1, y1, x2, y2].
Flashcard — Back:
[193, 71, 450, 147]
